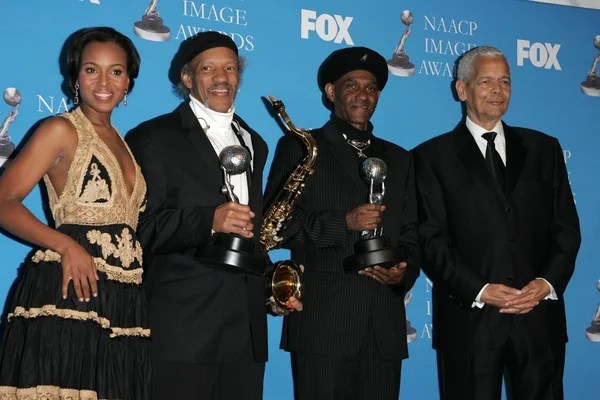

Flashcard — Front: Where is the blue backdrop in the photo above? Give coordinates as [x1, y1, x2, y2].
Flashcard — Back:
[0, 1, 598, 399]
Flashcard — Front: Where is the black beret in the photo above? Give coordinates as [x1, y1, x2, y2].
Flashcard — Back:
[318, 46, 389, 91]
[179, 31, 238, 70]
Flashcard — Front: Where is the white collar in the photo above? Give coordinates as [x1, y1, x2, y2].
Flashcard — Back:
[465, 116, 505, 141]
[189, 95, 235, 136]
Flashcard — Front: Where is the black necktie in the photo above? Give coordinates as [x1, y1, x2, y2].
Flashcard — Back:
[482, 132, 505, 193]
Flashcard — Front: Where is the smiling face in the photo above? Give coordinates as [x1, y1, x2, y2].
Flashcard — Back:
[325, 69, 380, 131]
[455, 55, 511, 130]
[181, 47, 240, 113]
[77, 41, 130, 117]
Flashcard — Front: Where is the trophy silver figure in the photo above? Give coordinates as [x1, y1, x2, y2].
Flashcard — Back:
[219, 145, 250, 203]
[585, 279, 600, 342]
[581, 35, 600, 97]
[387, 10, 415, 77]
[0, 88, 21, 168]
[405, 286, 417, 343]
[344, 157, 407, 273]
[195, 145, 265, 274]
[361, 157, 387, 239]
[133, 0, 171, 42]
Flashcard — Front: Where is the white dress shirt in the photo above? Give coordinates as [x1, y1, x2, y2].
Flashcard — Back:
[464, 117, 557, 308]
[189, 95, 254, 206]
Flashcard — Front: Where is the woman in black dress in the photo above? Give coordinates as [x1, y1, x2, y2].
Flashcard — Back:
[0, 27, 150, 399]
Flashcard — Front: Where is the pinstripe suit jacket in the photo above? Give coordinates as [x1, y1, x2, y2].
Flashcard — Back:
[264, 119, 420, 360]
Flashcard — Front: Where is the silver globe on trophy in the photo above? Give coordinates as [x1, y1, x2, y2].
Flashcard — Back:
[585, 280, 600, 342]
[0, 88, 21, 168]
[195, 145, 266, 275]
[343, 157, 408, 273]
[581, 35, 600, 97]
[133, 0, 171, 42]
[405, 286, 417, 343]
[387, 10, 415, 77]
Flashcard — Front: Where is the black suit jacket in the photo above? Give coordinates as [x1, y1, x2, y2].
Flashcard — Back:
[264, 119, 420, 360]
[413, 121, 580, 352]
[126, 103, 269, 363]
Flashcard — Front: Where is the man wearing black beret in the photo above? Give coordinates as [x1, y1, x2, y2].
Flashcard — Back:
[127, 31, 301, 399]
[264, 46, 420, 399]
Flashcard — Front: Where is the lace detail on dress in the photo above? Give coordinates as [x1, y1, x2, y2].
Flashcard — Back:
[30, 251, 143, 285]
[43, 107, 146, 230]
[79, 163, 110, 203]
[86, 228, 142, 269]
[7, 306, 150, 338]
[31, 250, 61, 263]
[0, 386, 100, 400]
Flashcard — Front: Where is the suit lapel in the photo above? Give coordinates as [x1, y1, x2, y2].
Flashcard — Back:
[234, 115, 267, 212]
[503, 123, 527, 199]
[323, 120, 366, 190]
[455, 123, 505, 199]
[178, 103, 222, 189]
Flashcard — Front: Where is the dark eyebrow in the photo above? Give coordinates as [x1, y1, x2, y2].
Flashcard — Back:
[81, 61, 126, 68]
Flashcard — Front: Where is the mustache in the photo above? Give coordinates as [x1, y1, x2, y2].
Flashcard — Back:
[209, 83, 234, 92]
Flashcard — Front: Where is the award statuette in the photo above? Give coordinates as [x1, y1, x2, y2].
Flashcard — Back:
[387, 10, 415, 77]
[581, 35, 600, 97]
[0, 87, 21, 168]
[133, 0, 171, 42]
[585, 279, 600, 342]
[195, 145, 265, 275]
[405, 287, 417, 343]
[343, 157, 407, 273]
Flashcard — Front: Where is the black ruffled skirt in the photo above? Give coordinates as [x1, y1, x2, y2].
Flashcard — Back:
[0, 243, 151, 399]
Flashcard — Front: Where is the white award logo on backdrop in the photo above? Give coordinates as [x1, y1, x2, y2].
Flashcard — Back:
[585, 280, 600, 342]
[300, 9, 354, 45]
[404, 286, 417, 343]
[529, 0, 600, 10]
[78, 0, 100, 4]
[0, 88, 21, 168]
[133, 0, 171, 42]
[517, 40, 562, 70]
[581, 35, 600, 97]
[563, 149, 576, 204]
[387, 10, 415, 77]
[420, 15, 478, 78]
[36, 95, 69, 115]
[177, 2, 254, 51]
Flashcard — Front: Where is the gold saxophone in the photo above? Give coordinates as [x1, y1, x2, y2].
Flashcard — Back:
[261, 96, 317, 310]
[261, 95, 318, 253]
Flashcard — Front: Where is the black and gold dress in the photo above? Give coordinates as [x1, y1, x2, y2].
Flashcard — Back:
[0, 107, 150, 399]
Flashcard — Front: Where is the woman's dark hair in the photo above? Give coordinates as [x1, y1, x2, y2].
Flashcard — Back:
[66, 27, 141, 94]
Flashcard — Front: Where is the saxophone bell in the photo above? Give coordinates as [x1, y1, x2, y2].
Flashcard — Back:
[266, 259, 304, 311]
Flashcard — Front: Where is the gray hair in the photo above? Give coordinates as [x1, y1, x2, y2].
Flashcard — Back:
[175, 55, 246, 98]
[456, 46, 507, 82]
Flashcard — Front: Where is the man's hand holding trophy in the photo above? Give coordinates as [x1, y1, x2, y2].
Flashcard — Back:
[344, 157, 409, 284]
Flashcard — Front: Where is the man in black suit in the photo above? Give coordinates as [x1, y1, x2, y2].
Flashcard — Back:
[264, 46, 420, 400]
[413, 46, 581, 400]
[127, 32, 301, 400]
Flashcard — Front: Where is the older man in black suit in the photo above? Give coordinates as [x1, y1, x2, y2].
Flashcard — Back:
[413, 46, 581, 400]
[264, 46, 420, 400]
[127, 32, 301, 400]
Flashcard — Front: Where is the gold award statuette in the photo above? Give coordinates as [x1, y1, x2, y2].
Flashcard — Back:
[261, 96, 318, 310]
